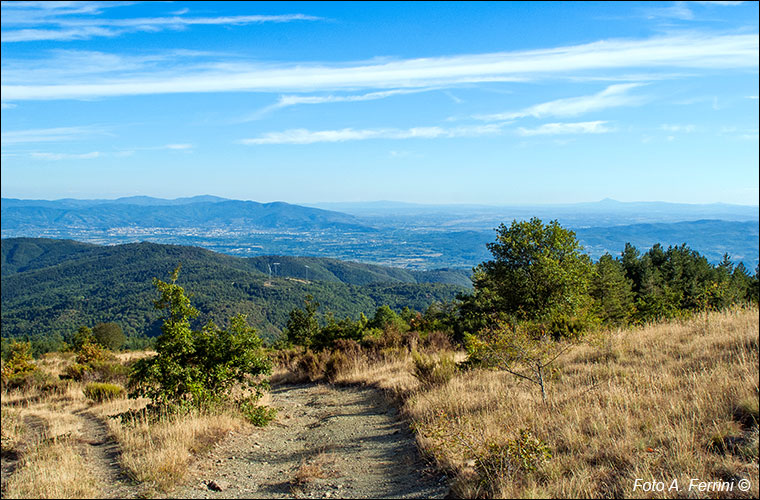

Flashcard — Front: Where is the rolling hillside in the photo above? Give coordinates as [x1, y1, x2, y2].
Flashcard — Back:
[1, 238, 470, 346]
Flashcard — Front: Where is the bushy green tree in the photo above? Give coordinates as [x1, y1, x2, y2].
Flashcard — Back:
[590, 254, 634, 325]
[129, 266, 271, 412]
[368, 305, 408, 332]
[1, 341, 37, 382]
[313, 312, 366, 350]
[285, 295, 321, 349]
[463, 218, 595, 337]
[92, 322, 126, 351]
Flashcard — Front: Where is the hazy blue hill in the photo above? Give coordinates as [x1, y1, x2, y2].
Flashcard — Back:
[0, 195, 229, 208]
[1, 199, 372, 231]
[575, 220, 759, 266]
[0, 238, 468, 343]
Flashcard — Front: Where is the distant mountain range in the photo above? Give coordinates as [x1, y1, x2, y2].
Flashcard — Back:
[1, 197, 370, 232]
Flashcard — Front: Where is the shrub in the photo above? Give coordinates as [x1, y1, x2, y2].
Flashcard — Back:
[295, 350, 329, 382]
[325, 350, 353, 383]
[332, 338, 361, 358]
[1, 341, 37, 387]
[3, 368, 56, 392]
[83, 382, 126, 402]
[421, 330, 453, 352]
[92, 322, 126, 351]
[411, 350, 457, 387]
[62, 363, 90, 382]
[473, 429, 552, 494]
[75, 341, 114, 366]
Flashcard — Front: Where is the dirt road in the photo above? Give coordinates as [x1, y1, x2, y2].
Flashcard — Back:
[165, 383, 449, 499]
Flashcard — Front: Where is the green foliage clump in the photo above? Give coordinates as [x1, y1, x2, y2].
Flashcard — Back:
[475, 429, 552, 492]
[368, 305, 409, 333]
[240, 397, 278, 427]
[461, 218, 595, 339]
[83, 382, 126, 402]
[621, 244, 757, 323]
[285, 295, 321, 349]
[129, 266, 272, 413]
[1, 341, 37, 383]
[71, 326, 95, 351]
[92, 322, 126, 351]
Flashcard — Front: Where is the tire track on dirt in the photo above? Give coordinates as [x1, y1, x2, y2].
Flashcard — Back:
[165, 383, 449, 499]
[72, 409, 141, 499]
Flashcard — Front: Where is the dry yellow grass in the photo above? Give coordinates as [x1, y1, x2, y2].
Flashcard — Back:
[105, 408, 244, 491]
[3, 435, 99, 499]
[406, 306, 759, 498]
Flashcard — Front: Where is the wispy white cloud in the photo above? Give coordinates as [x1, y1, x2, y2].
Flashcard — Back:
[746, 95, 759, 99]
[29, 151, 102, 160]
[644, 0, 744, 21]
[1, 0, 323, 43]
[162, 143, 193, 150]
[1, 33, 756, 102]
[245, 88, 433, 120]
[0, 125, 108, 144]
[474, 83, 646, 121]
[239, 123, 508, 145]
[517, 121, 613, 136]
[694, 1, 744, 5]
[645, 1, 695, 20]
[660, 123, 696, 132]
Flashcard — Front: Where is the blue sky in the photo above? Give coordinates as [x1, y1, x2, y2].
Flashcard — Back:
[1, 1, 758, 205]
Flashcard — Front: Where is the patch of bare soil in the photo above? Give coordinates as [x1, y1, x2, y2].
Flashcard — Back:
[165, 383, 449, 499]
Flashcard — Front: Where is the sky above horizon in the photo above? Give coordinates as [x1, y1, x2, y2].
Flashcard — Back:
[1, 1, 758, 205]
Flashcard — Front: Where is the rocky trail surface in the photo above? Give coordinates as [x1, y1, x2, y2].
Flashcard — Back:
[164, 383, 450, 499]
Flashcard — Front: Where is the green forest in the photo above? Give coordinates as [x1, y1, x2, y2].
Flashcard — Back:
[1, 238, 468, 355]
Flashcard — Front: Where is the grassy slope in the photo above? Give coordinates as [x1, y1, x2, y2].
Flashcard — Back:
[335, 307, 760, 498]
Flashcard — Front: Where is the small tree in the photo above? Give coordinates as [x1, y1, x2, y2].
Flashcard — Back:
[129, 266, 271, 412]
[92, 322, 126, 351]
[590, 254, 634, 326]
[71, 326, 95, 351]
[1, 341, 37, 385]
[285, 295, 321, 349]
[465, 323, 572, 403]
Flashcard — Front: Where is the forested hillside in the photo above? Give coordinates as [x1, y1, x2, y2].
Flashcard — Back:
[1, 238, 469, 352]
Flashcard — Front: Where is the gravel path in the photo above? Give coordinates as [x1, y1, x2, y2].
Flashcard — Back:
[165, 383, 449, 499]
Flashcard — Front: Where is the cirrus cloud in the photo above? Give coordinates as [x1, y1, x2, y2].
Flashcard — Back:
[1, 33, 756, 102]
